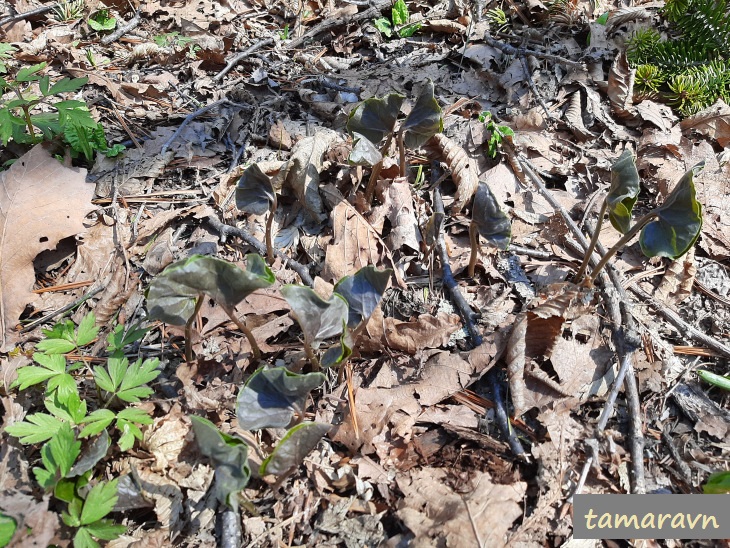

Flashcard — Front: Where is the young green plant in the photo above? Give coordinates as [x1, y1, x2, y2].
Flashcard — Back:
[145, 254, 275, 363]
[575, 151, 703, 286]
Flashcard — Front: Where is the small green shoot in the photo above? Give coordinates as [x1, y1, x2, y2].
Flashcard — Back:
[478, 111, 515, 159]
[279, 24, 290, 40]
[697, 369, 730, 391]
[374, 0, 422, 38]
[53, 0, 86, 22]
[87, 9, 116, 31]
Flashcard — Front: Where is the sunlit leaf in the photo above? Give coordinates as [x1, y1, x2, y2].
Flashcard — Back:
[334, 266, 391, 328]
[320, 328, 352, 369]
[236, 367, 325, 430]
[190, 415, 250, 509]
[704, 471, 730, 494]
[639, 163, 703, 259]
[392, 0, 409, 26]
[402, 80, 443, 149]
[260, 422, 330, 476]
[607, 150, 640, 234]
[348, 132, 382, 166]
[235, 163, 276, 216]
[697, 369, 730, 391]
[146, 254, 275, 325]
[346, 93, 405, 144]
[472, 182, 511, 250]
[281, 285, 348, 348]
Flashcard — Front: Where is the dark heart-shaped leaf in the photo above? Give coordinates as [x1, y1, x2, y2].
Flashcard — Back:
[472, 182, 511, 250]
[346, 93, 405, 145]
[607, 150, 640, 234]
[260, 422, 330, 476]
[235, 163, 276, 215]
[402, 80, 443, 149]
[639, 162, 703, 259]
[190, 415, 250, 510]
[320, 328, 353, 369]
[146, 254, 275, 325]
[348, 132, 383, 167]
[236, 367, 326, 430]
[280, 285, 348, 348]
[334, 266, 391, 328]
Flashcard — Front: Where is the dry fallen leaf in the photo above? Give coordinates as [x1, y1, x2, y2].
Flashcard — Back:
[0, 145, 95, 349]
[426, 133, 479, 213]
[680, 99, 730, 147]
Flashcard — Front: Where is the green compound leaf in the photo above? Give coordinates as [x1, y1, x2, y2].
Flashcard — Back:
[607, 150, 640, 234]
[398, 21, 421, 38]
[87, 9, 117, 31]
[79, 409, 116, 438]
[392, 0, 409, 26]
[260, 422, 330, 476]
[15, 62, 46, 82]
[334, 266, 391, 328]
[93, 355, 160, 403]
[402, 80, 443, 149]
[146, 254, 275, 325]
[346, 93, 405, 145]
[373, 17, 393, 37]
[639, 162, 703, 259]
[236, 366, 325, 430]
[81, 519, 126, 541]
[12, 352, 67, 391]
[472, 182, 511, 250]
[348, 132, 382, 167]
[281, 285, 348, 348]
[190, 415, 250, 510]
[5, 412, 64, 444]
[235, 163, 276, 216]
[704, 471, 730, 494]
[80, 479, 119, 525]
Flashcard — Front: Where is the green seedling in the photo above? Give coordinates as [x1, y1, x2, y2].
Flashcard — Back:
[486, 8, 509, 33]
[87, 9, 116, 31]
[145, 254, 275, 362]
[279, 24, 290, 40]
[54, 0, 85, 21]
[374, 0, 422, 38]
[479, 111, 515, 159]
[153, 31, 195, 48]
[0, 513, 16, 547]
[347, 81, 443, 203]
[0, 43, 16, 74]
[236, 163, 277, 262]
[697, 369, 730, 391]
[468, 182, 512, 277]
[575, 151, 703, 285]
[0, 62, 124, 161]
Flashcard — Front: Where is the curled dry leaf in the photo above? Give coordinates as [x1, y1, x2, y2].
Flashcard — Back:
[0, 145, 95, 349]
[680, 98, 730, 148]
[427, 133, 478, 213]
[383, 311, 461, 355]
[607, 51, 637, 123]
[563, 91, 596, 142]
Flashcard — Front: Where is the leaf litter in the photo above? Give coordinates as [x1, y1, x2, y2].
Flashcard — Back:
[1, 0, 730, 546]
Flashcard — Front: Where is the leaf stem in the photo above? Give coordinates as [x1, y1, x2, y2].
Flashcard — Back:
[468, 221, 479, 278]
[222, 305, 261, 362]
[302, 339, 321, 371]
[265, 194, 277, 264]
[397, 129, 406, 177]
[185, 295, 204, 365]
[575, 199, 607, 282]
[587, 210, 657, 284]
[364, 133, 394, 205]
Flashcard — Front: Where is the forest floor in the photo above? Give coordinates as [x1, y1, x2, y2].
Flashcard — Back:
[1, 0, 730, 546]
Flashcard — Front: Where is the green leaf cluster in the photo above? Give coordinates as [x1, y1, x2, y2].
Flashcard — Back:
[0, 61, 124, 161]
[373, 0, 421, 38]
[478, 111, 515, 159]
[87, 9, 116, 31]
[626, 0, 730, 115]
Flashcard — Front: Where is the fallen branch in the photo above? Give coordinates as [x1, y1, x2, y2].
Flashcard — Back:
[0, 3, 57, 26]
[213, 37, 275, 83]
[206, 215, 314, 287]
[100, 10, 141, 46]
[484, 35, 585, 68]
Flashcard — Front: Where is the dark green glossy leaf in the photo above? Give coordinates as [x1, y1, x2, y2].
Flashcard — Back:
[235, 163, 276, 216]
[260, 422, 330, 476]
[236, 367, 325, 430]
[348, 132, 382, 167]
[146, 254, 275, 325]
[190, 415, 250, 509]
[704, 471, 730, 494]
[15, 62, 46, 82]
[281, 285, 348, 347]
[48, 77, 88, 96]
[334, 266, 391, 328]
[472, 183, 511, 250]
[346, 93, 405, 144]
[639, 163, 703, 259]
[320, 328, 353, 369]
[607, 150, 640, 234]
[402, 80, 443, 149]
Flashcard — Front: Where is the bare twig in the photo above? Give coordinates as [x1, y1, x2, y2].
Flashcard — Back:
[484, 35, 585, 68]
[0, 3, 58, 26]
[100, 10, 141, 45]
[213, 38, 275, 83]
[20, 285, 105, 333]
[206, 215, 314, 287]
[433, 185, 526, 459]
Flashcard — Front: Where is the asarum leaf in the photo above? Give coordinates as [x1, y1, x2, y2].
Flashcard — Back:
[472, 182, 511, 250]
[334, 266, 391, 328]
[402, 80, 443, 149]
[346, 92, 405, 145]
[280, 285, 348, 348]
[607, 150, 640, 234]
[260, 422, 331, 476]
[190, 415, 251, 510]
[236, 367, 326, 430]
[639, 162, 703, 259]
[146, 254, 274, 325]
[235, 163, 276, 215]
[348, 132, 383, 167]
[320, 328, 353, 369]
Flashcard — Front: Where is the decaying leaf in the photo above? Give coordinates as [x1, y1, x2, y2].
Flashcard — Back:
[680, 98, 730, 148]
[606, 51, 637, 123]
[563, 91, 596, 141]
[426, 133, 479, 213]
[655, 247, 697, 305]
[349, 132, 382, 167]
[0, 145, 95, 349]
[383, 312, 461, 355]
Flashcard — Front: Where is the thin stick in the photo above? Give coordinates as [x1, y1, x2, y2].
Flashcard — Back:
[265, 194, 277, 263]
[206, 216, 314, 287]
[574, 199, 607, 282]
[20, 285, 104, 333]
[484, 35, 585, 68]
[33, 280, 94, 294]
[100, 10, 141, 45]
[0, 3, 58, 25]
[213, 37, 275, 83]
[468, 222, 479, 278]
